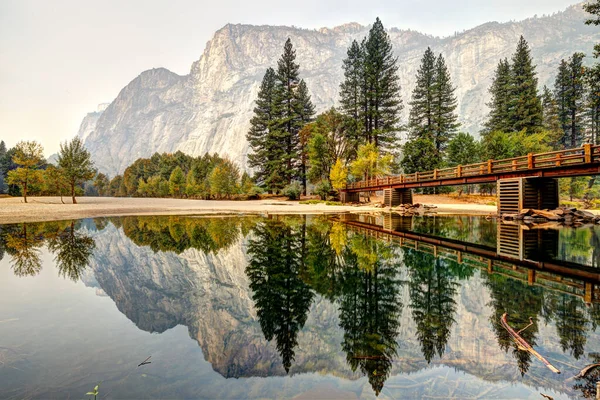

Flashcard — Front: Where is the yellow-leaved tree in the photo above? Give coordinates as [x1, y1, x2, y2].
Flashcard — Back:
[329, 158, 348, 191]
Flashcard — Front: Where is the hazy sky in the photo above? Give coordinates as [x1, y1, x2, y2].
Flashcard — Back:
[0, 0, 581, 156]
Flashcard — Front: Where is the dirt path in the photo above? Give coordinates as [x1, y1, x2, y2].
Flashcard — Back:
[0, 196, 498, 224]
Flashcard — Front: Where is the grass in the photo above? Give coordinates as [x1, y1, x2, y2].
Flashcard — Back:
[299, 199, 343, 206]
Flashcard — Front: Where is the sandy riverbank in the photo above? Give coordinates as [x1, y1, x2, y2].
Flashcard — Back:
[0, 196, 498, 224]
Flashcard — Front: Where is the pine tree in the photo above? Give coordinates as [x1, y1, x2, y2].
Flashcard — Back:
[586, 64, 600, 144]
[274, 38, 302, 187]
[168, 167, 185, 198]
[408, 47, 437, 142]
[555, 59, 571, 145]
[432, 54, 459, 152]
[509, 36, 543, 133]
[584, 0, 600, 57]
[58, 137, 95, 204]
[339, 40, 364, 158]
[295, 79, 315, 194]
[541, 86, 563, 149]
[363, 18, 403, 152]
[484, 58, 512, 134]
[247, 68, 281, 191]
[555, 53, 586, 148]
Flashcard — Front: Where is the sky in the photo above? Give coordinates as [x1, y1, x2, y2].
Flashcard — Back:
[0, 0, 582, 156]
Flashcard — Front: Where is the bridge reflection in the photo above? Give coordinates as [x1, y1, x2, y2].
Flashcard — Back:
[337, 214, 600, 305]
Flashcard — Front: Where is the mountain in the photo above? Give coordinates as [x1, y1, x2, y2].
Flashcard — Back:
[79, 3, 600, 176]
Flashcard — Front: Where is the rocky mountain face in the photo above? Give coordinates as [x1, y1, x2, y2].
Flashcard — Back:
[80, 219, 599, 397]
[80, 4, 600, 176]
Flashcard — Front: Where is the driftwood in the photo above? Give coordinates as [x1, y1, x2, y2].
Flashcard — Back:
[575, 363, 600, 379]
[500, 313, 560, 374]
[137, 356, 152, 367]
[540, 394, 554, 400]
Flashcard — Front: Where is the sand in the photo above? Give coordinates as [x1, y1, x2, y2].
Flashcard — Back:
[0, 196, 498, 224]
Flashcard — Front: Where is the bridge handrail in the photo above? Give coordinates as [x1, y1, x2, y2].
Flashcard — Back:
[346, 144, 598, 190]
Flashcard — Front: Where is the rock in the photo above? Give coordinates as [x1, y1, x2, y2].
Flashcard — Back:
[75, 6, 600, 176]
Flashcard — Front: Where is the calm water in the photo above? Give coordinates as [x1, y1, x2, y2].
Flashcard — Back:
[0, 215, 599, 399]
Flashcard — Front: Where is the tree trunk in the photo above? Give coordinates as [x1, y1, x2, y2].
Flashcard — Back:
[23, 180, 28, 203]
[71, 182, 77, 204]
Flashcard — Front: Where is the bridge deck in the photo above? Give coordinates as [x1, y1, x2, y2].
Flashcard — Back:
[343, 144, 600, 193]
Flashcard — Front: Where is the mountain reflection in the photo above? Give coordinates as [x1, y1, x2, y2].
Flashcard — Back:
[2, 214, 600, 397]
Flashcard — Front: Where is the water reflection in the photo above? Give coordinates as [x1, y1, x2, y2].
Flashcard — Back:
[0, 220, 95, 279]
[1, 214, 599, 399]
[246, 218, 314, 373]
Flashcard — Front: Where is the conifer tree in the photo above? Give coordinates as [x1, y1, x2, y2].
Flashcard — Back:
[554, 53, 586, 148]
[274, 38, 302, 187]
[247, 67, 280, 191]
[295, 79, 315, 194]
[6, 141, 44, 203]
[432, 54, 459, 152]
[339, 40, 365, 157]
[584, 0, 600, 57]
[484, 58, 512, 134]
[586, 64, 600, 144]
[541, 86, 563, 149]
[509, 36, 543, 133]
[408, 47, 436, 142]
[363, 18, 403, 152]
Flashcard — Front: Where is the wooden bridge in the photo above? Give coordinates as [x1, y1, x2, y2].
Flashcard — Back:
[338, 214, 600, 304]
[340, 144, 600, 212]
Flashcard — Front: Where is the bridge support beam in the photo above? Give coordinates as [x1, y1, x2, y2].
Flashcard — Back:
[497, 177, 558, 215]
[383, 188, 412, 207]
[383, 214, 413, 231]
[340, 191, 360, 203]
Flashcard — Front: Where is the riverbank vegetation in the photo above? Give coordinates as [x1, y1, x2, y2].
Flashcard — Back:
[4, 4, 600, 204]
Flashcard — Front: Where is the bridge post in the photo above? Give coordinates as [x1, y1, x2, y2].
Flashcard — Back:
[383, 188, 413, 207]
[340, 191, 359, 204]
[497, 177, 559, 215]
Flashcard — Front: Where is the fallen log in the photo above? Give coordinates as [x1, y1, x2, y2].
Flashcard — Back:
[500, 313, 560, 374]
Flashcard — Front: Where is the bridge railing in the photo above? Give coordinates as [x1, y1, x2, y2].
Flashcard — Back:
[346, 144, 600, 190]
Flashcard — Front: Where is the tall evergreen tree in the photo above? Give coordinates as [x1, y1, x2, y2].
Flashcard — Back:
[541, 86, 563, 149]
[295, 79, 315, 194]
[339, 40, 365, 158]
[408, 47, 437, 141]
[509, 36, 543, 133]
[274, 39, 302, 186]
[247, 68, 282, 191]
[585, 63, 600, 145]
[484, 58, 512, 134]
[432, 54, 459, 152]
[363, 18, 403, 152]
[554, 53, 586, 148]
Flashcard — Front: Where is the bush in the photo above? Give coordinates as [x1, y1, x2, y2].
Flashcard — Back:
[247, 185, 264, 200]
[282, 181, 302, 200]
[299, 199, 324, 205]
[314, 180, 332, 200]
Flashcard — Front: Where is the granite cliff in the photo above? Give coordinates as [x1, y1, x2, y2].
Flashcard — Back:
[80, 4, 600, 176]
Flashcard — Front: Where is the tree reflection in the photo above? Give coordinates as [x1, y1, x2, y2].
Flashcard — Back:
[485, 274, 544, 376]
[404, 249, 459, 363]
[246, 218, 314, 373]
[121, 216, 253, 254]
[337, 233, 402, 395]
[47, 221, 95, 281]
[4, 223, 44, 277]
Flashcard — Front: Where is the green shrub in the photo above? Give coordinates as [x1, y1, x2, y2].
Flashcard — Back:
[325, 201, 342, 206]
[314, 180, 332, 200]
[299, 199, 324, 205]
[282, 181, 302, 200]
